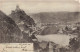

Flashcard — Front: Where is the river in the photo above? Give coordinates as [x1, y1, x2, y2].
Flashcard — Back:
[36, 34, 77, 46]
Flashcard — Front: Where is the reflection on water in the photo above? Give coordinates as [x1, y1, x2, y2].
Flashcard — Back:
[36, 34, 77, 46]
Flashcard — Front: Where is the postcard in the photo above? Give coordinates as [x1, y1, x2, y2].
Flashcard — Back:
[0, 0, 80, 52]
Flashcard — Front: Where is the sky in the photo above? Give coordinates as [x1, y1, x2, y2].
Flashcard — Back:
[0, 0, 80, 15]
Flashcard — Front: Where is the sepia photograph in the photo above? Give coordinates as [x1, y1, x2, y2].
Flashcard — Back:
[0, 0, 80, 52]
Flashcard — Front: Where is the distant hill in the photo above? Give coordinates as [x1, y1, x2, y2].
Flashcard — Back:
[31, 12, 80, 24]
[30, 12, 80, 35]
[0, 11, 23, 43]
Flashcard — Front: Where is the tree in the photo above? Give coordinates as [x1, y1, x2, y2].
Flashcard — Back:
[69, 37, 80, 52]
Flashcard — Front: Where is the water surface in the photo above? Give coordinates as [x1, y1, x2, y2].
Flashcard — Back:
[36, 34, 77, 46]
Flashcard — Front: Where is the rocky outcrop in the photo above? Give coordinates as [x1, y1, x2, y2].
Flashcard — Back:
[9, 6, 35, 42]
[0, 11, 23, 43]
[9, 6, 35, 32]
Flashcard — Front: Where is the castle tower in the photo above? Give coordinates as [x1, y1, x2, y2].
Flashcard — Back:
[15, 5, 21, 12]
